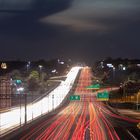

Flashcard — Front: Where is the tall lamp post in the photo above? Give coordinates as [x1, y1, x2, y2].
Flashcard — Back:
[112, 67, 116, 84]
[137, 91, 140, 110]
[38, 65, 43, 80]
[26, 64, 30, 72]
[26, 61, 31, 73]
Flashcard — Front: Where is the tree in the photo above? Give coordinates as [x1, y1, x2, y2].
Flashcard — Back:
[11, 70, 22, 80]
[41, 72, 48, 81]
[128, 72, 139, 82]
[27, 78, 40, 91]
[29, 71, 39, 81]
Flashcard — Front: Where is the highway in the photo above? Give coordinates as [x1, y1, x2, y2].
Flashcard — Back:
[0, 67, 80, 136]
[4, 67, 140, 140]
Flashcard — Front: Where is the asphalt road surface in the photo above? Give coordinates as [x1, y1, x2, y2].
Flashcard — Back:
[4, 67, 140, 140]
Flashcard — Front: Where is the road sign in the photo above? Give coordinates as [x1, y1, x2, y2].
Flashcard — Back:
[97, 91, 109, 101]
[16, 80, 22, 84]
[70, 95, 80, 101]
[86, 84, 100, 89]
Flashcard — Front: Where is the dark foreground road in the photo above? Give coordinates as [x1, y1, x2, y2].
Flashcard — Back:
[3, 67, 140, 140]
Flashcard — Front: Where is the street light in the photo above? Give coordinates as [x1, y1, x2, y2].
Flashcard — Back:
[26, 64, 30, 72]
[38, 65, 43, 70]
[17, 87, 24, 92]
[26, 61, 31, 72]
[38, 65, 43, 80]
[112, 67, 116, 83]
[123, 67, 126, 71]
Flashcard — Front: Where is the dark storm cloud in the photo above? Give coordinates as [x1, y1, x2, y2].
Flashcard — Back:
[0, 0, 72, 11]
[0, 0, 140, 63]
[0, 0, 73, 19]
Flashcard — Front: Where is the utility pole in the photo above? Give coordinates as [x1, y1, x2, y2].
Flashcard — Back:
[24, 93, 27, 124]
[123, 83, 125, 102]
[20, 93, 21, 127]
[123, 81, 128, 102]
[137, 94, 139, 110]
[137, 91, 140, 111]
[52, 94, 54, 110]
[38, 65, 43, 81]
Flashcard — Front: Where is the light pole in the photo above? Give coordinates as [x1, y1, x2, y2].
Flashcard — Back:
[112, 67, 115, 84]
[123, 83, 126, 102]
[123, 81, 129, 102]
[26, 61, 31, 73]
[26, 64, 30, 72]
[38, 65, 43, 80]
[52, 94, 54, 110]
[24, 93, 27, 124]
[137, 91, 140, 110]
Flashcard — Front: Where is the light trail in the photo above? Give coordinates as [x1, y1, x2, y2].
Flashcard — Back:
[2, 66, 140, 140]
[0, 66, 81, 136]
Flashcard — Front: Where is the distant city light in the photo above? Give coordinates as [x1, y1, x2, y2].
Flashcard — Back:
[100, 61, 104, 68]
[52, 69, 56, 73]
[27, 64, 30, 67]
[113, 67, 116, 70]
[123, 67, 126, 71]
[58, 59, 64, 64]
[60, 61, 64, 64]
[38, 65, 43, 69]
[1, 63, 7, 69]
[17, 87, 24, 92]
[107, 64, 114, 68]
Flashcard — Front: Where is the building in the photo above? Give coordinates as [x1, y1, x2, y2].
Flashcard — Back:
[0, 76, 12, 109]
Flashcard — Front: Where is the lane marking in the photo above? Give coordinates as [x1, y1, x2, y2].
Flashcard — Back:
[126, 130, 138, 140]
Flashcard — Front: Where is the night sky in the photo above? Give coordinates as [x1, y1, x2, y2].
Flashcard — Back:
[0, 0, 140, 63]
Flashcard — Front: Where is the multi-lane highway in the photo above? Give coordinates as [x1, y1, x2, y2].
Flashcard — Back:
[4, 67, 140, 140]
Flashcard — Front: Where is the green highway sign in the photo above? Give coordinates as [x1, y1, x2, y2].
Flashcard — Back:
[86, 84, 101, 90]
[16, 80, 22, 84]
[70, 95, 80, 101]
[14, 80, 22, 84]
[97, 91, 109, 101]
